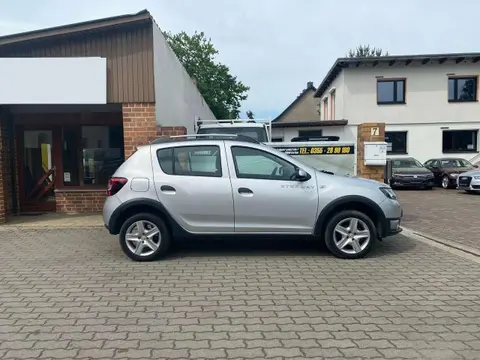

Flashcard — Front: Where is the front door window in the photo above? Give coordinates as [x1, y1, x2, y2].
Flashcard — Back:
[231, 146, 297, 180]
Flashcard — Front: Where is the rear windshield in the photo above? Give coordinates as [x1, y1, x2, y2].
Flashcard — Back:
[198, 126, 268, 142]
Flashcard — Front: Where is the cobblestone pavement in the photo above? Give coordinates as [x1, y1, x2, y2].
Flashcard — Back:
[397, 188, 480, 251]
[1, 228, 480, 360]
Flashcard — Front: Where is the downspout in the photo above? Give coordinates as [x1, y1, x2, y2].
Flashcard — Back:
[6, 109, 17, 214]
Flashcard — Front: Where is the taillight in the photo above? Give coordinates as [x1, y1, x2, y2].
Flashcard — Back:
[107, 177, 128, 196]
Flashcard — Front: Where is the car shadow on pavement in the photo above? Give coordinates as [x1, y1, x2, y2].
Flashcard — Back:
[168, 237, 324, 259]
[164, 234, 416, 260]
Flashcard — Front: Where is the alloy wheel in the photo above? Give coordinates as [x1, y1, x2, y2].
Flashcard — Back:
[125, 220, 162, 256]
[333, 217, 371, 255]
[442, 176, 449, 189]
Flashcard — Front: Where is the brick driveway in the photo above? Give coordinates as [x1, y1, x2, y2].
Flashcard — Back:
[397, 188, 480, 251]
[1, 228, 480, 360]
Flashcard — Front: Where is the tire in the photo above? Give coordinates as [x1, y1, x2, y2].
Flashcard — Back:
[441, 175, 451, 189]
[119, 213, 171, 262]
[324, 210, 376, 260]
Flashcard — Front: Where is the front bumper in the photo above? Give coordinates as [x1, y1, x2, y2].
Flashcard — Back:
[390, 177, 435, 188]
[382, 214, 403, 238]
[457, 175, 480, 192]
[378, 198, 403, 238]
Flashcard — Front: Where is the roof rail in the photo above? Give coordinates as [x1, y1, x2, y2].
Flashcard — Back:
[150, 133, 260, 145]
[197, 119, 267, 124]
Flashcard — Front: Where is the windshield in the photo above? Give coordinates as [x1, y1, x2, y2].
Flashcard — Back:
[392, 158, 423, 168]
[198, 126, 268, 142]
[439, 159, 473, 167]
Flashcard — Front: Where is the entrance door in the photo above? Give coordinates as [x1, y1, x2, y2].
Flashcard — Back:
[18, 129, 56, 212]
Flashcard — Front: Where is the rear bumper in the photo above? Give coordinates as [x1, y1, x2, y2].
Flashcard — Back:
[103, 195, 122, 233]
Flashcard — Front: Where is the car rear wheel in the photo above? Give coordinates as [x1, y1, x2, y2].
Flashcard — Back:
[324, 210, 376, 259]
[441, 175, 451, 189]
[119, 213, 171, 261]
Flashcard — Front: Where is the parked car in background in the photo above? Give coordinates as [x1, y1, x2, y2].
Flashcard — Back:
[388, 157, 435, 190]
[457, 168, 480, 194]
[424, 158, 477, 189]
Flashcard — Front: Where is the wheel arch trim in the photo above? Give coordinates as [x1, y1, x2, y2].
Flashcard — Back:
[108, 198, 184, 235]
[314, 195, 385, 236]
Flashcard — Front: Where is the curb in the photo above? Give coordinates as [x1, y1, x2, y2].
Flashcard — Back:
[401, 226, 480, 258]
[0, 225, 105, 231]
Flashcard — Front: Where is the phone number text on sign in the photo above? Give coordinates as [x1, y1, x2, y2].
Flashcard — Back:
[276, 146, 355, 156]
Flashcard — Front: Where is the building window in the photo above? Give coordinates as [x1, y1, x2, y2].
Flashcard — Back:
[323, 98, 328, 120]
[448, 77, 477, 102]
[442, 130, 478, 153]
[377, 79, 405, 105]
[157, 145, 222, 177]
[298, 130, 323, 138]
[385, 131, 407, 154]
[330, 90, 336, 120]
[271, 137, 283, 142]
[61, 125, 124, 187]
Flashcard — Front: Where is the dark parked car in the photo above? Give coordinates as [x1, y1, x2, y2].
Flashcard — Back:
[388, 157, 435, 190]
[424, 158, 477, 189]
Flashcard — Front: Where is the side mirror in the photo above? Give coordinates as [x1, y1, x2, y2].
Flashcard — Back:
[474, 164, 479, 168]
[294, 168, 311, 181]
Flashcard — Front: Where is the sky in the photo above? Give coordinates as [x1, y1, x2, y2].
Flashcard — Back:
[1, 0, 479, 119]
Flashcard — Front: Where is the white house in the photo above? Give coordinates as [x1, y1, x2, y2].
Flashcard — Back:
[271, 81, 356, 143]
[313, 52, 480, 164]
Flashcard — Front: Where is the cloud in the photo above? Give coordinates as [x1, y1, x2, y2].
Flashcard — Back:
[1, 0, 479, 119]
[0, 20, 38, 35]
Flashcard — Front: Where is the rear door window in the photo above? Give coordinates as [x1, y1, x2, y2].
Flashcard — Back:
[157, 145, 222, 177]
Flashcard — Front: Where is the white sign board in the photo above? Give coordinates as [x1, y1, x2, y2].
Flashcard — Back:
[268, 141, 357, 176]
[364, 141, 387, 166]
[0, 57, 107, 104]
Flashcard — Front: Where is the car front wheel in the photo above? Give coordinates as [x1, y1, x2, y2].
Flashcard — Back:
[119, 213, 171, 261]
[441, 175, 451, 189]
[324, 210, 376, 259]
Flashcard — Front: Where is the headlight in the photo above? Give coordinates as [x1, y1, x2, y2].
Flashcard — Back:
[450, 173, 458, 178]
[380, 187, 397, 200]
[474, 176, 480, 180]
[426, 173, 434, 178]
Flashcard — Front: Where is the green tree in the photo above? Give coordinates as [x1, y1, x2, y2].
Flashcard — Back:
[347, 45, 389, 58]
[164, 30, 250, 119]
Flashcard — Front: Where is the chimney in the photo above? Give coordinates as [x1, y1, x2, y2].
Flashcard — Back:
[307, 81, 314, 88]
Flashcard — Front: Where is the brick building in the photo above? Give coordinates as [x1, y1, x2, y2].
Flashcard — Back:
[0, 10, 215, 223]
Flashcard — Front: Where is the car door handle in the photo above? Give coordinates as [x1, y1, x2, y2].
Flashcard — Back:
[160, 185, 176, 193]
[238, 187, 253, 195]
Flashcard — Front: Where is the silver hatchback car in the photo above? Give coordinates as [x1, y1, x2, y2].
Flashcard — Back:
[103, 134, 403, 261]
